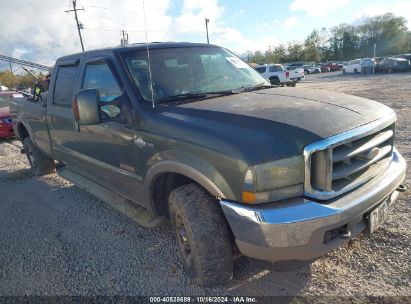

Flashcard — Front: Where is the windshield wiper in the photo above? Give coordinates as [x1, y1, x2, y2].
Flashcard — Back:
[157, 92, 208, 104]
[233, 83, 275, 93]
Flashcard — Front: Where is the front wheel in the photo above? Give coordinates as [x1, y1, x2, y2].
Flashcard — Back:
[23, 137, 55, 175]
[169, 183, 233, 286]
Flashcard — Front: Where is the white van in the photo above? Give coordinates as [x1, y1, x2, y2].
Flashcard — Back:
[343, 58, 376, 74]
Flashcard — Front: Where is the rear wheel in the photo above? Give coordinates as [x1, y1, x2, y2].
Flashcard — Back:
[169, 183, 233, 286]
[343, 69, 346, 74]
[23, 137, 55, 175]
[354, 68, 358, 74]
[269, 77, 280, 86]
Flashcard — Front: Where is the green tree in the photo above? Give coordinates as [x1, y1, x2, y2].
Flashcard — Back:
[303, 30, 322, 62]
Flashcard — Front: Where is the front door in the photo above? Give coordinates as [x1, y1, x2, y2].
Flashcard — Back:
[70, 59, 143, 202]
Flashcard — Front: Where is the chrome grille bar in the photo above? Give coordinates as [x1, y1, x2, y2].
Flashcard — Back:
[303, 112, 396, 200]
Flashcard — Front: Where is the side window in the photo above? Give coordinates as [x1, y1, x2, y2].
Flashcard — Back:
[83, 63, 122, 119]
[255, 67, 266, 73]
[269, 66, 279, 72]
[53, 64, 79, 106]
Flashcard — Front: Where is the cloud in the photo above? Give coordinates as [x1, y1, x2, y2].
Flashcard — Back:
[290, 0, 350, 16]
[353, 2, 411, 28]
[0, 0, 282, 68]
[283, 16, 299, 28]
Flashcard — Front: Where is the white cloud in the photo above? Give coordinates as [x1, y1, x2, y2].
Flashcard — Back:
[353, 2, 411, 28]
[290, 0, 350, 16]
[0, 0, 282, 67]
[0, 0, 268, 65]
[283, 16, 299, 28]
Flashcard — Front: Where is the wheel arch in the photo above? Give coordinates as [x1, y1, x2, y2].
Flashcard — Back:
[16, 121, 30, 140]
[144, 160, 228, 217]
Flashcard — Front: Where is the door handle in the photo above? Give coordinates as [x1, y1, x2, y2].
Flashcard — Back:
[134, 137, 154, 149]
[47, 115, 55, 125]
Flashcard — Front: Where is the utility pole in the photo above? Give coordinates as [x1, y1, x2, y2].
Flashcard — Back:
[120, 30, 129, 45]
[66, 0, 85, 52]
[205, 18, 210, 44]
[373, 42, 376, 76]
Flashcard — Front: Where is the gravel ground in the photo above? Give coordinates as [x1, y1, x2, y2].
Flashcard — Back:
[0, 71, 410, 297]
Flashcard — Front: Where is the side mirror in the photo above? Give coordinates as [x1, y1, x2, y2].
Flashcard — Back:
[72, 89, 100, 125]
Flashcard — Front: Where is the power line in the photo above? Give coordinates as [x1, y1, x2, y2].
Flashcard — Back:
[65, 0, 85, 52]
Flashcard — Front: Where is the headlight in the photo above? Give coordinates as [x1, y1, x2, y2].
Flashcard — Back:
[242, 156, 304, 204]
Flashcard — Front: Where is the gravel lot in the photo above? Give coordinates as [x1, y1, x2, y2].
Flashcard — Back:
[0, 71, 410, 297]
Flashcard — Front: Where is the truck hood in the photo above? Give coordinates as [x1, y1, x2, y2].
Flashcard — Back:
[160, 88, 394, 162]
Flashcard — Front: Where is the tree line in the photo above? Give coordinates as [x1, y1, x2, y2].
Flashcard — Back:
[0, 70, 41, 90]
[244, 13, 411, 64]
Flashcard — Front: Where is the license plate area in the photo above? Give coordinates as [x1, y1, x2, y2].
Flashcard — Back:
[367, 201, 389, 234]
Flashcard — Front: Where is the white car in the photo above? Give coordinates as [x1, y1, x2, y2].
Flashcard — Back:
[255, 64, 297, 86]
[286, 66, 305, 81]
[343, 58, 376, 74]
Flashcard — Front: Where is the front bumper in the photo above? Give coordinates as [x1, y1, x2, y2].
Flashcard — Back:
[220, 149, 406, 262]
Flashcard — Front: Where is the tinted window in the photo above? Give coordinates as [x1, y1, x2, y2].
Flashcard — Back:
[83, 63, 122, 102]
[53, 64, 79, 106]
[269, 65, 282, 72]
[255, 67, 266, 73]
[83, 63, 123, 119]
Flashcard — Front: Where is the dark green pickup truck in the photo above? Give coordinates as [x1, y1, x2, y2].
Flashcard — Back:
[10, 42, 406, 286]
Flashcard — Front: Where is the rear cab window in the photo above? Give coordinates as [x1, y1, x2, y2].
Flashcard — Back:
[255, 67, 266, 73]
[269, 65, 282, 72]
[53, 60, 79, 106]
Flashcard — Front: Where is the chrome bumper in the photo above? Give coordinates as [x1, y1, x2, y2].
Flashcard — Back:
[220, 149, 406, 262]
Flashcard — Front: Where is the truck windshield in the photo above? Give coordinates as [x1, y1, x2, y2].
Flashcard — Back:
[122, 46, 268, 104]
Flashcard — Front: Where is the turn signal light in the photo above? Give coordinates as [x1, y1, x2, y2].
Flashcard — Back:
[242, 191, 256, 203]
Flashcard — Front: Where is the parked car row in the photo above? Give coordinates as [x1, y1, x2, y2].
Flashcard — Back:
[342, 55, 411, 74]
[254, 64, 304, 86]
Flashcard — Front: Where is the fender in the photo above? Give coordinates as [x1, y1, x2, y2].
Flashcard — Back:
[144, 151, 237, 215]
[145, 160, 226, 199]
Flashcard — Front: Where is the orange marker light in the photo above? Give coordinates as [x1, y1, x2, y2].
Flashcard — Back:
[242, 191, 256, 204]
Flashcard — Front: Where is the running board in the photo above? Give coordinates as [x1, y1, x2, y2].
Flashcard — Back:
[58, 168, 164, 228]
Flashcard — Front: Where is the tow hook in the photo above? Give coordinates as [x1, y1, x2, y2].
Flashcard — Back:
[397, 184, 407, 193]
[341, 230, 351, 239]
[20, 148, 26, 154]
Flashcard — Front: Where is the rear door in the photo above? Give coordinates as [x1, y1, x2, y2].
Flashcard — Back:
[47, 58, 80, 165]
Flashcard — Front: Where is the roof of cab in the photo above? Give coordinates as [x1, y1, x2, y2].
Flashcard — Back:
[56, 42, 222, 62]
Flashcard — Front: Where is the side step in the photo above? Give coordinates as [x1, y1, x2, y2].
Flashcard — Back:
[58, 168, 164, 228]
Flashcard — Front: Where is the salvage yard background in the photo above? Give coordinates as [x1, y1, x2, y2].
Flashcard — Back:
[0, 71, 410, 296]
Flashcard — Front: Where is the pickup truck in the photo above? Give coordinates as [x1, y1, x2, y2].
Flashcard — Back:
[255, 64, 298, 86]
[10, 42, 407, 287]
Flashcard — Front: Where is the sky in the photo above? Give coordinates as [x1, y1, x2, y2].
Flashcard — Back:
[0, 0, 410, 68]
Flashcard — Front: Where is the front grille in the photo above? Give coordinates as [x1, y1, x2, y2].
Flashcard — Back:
[304, 113, 396, 200]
